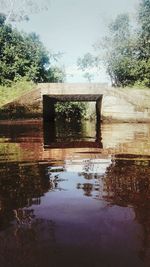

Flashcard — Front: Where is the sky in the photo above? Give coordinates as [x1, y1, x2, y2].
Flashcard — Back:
[15, 0, 140, 83]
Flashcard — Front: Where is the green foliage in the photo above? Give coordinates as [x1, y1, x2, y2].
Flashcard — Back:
[45, 66, 65, 83]
[0, 13, 5, 25]
[0, 14, 65, 85]
[55, 102, 87, 120]
[98, 13, 137, 87]
[77, 53, 97, 71]
[138, 0, 150, 54]
[103, 1, 150, 87]
[77, 0, 150, 88]
[77, 52, 99, 82]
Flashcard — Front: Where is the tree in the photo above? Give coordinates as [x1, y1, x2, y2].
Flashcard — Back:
[0, 13, 5, 25]
[77, 52, 100, 82]
[138, 0, 150, 60]
[55, 101, 86, 120]
[77, 15, 137, 86]
[45, 66, 65, 83]
[105, 3, 150, 87]
[98, 14, 138, 86]
[0, 14, 65, 85]
[0, 0, 50, 23]
[135, 0, 150, 86]
[77, 1, 150, 88]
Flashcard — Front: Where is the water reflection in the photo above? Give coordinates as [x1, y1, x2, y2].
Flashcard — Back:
[0, 120, 150, 267]
[43, 119, 102, 148]
[0, 216, 57, 267]
[68, 156, 150, 264]
[104, 158, 150, 262]
[0, 162, 51, 230]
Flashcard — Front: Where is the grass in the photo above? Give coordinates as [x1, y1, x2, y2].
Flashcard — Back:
[0, 78, 35, 108]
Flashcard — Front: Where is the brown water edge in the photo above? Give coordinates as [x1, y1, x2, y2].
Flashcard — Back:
[0, 119, 150, 267]
[0, 119, 149, 162]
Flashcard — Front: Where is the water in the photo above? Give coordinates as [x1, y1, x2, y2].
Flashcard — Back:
[0, 119, 150, 267]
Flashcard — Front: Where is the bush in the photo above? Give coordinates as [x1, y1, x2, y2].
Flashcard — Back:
[55, 102, 87, 121]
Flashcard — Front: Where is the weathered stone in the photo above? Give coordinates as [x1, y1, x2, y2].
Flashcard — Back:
[0, 83, 150, 122]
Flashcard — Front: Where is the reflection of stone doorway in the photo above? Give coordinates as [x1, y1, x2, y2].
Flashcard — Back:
[43, 94, 103, 148]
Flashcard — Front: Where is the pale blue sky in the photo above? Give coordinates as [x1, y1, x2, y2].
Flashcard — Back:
[16, 0, 140, 82]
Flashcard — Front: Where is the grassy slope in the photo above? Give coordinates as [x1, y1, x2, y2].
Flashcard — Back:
[0, 79, 35, 108]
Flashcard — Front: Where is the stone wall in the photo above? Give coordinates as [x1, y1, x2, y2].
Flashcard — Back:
[1, 83, 150, 122]
[37, 83, 150, 122]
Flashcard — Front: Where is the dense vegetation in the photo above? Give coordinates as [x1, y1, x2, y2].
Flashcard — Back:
[55, 102, 86, 120]
[0, 12, 86, 119]
[0, 13, 65, 85]
[78, 0, 150, 87]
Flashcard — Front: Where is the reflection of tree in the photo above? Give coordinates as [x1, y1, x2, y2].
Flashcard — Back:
[55, 119, 87, 142]
[77, 159, 103, 198]
[0, 160, 63, 266]
[77, 183, 93, 197]
[82, 159, 94, 174]
[103, 159, 150, 264]
[0, 162, 51, 230]
[103, 159, 150, 206]
[0, 215, 58, 267]
[13, 209, 35, 225]
[76, 157, 150, 263]
[77, 160, 97, 197]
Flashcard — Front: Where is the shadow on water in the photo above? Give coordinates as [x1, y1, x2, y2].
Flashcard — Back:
[0, 120, 150, 266]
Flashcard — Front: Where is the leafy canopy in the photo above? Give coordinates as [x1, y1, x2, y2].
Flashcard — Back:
[0, 14, 65, 85]
[77, 0, 150, 87]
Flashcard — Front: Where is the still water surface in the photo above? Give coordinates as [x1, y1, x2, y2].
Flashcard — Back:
[0, 120, 150, 267]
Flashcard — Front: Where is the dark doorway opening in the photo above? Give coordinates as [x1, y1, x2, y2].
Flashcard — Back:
[43, 94, 103, 148]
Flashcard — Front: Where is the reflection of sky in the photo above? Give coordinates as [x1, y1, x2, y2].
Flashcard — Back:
[45, 158, 111, 195]
[14, 0, 139, 82]
[65, 158, 111, 174]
